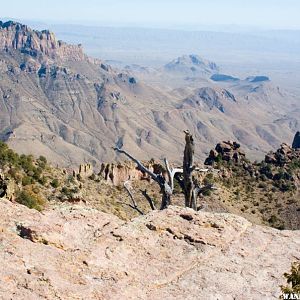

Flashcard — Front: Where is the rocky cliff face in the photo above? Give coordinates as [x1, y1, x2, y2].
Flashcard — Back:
[0, 200, 298, 299]
[0, 21, 86, 62]
[97, 161, 164, 186]
[99, 162, 151, 185]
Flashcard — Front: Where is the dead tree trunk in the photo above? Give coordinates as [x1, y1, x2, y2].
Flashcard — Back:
[113, 147, 182, 210]
[183, 130, 197, 209]
[113, 131, 214, 212]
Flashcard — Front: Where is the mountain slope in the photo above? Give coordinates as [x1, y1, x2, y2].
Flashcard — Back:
[164, 54, 219, 76]
[0, 21, 299, 167]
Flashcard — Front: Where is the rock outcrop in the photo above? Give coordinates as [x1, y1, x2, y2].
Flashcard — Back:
[98, 161, 160, 186]
[0, 21, 86, 62]
[73, 163, 94, 179]
[0, 200, 299, 299]
[0, 170, 15, 200]
[205, 141, 246, 165]
[265, 143, 300, 165]
[292, 131, 300, 149]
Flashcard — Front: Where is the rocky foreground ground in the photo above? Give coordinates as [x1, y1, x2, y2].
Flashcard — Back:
[0, 200, 299, 299]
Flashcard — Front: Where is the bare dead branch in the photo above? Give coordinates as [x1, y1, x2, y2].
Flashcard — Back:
[192, 167, 209, 172]
[193, 186, 201, 199]
[113, 147, 158, 181]
[141, 189, 156, 210]
[113, 136, 213, 212]
[124, 181, 136, 206]
[164, 158, 183, 191]
[192, 188, 200, 210]
[123, 181, 144, 215]
[113, 147, 173, 210]
[199, 184, 218, 193]
[116, 201, 144, 214]
[164, 158, 173, 190]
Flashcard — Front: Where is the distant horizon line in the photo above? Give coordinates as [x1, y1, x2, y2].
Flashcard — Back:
[1, 16, 300, 32]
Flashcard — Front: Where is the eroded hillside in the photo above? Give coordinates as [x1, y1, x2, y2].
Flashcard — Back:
[0, 21, 299, 168]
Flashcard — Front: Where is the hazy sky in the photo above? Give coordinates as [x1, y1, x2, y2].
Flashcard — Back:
[2, 0, 300, 29]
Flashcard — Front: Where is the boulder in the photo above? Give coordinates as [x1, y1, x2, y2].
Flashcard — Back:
[73, 163, 94, 179]
[265, 152, 277, 164]
[292, 131, 300, 149]
[0, 201, 299, 299]
[264, 143, 300, 166]
[205, 141, 246, 165]
[215, 141, 232, 153]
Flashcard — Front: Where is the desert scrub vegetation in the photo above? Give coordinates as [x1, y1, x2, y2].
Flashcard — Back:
[50, 178, 60, 188]
[213, 153, 300, 230]
[203, 173, 214, 186]
[281, 262, 300, 297]
[0, 142, 45, 183]
[16, 189, 46, 211]
[0, 142, 62, 210]
[59, 186, 80, 201]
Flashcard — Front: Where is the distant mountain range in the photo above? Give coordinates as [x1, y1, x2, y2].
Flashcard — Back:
[0, 20, 299, 167]
[164, 54, 219, 76]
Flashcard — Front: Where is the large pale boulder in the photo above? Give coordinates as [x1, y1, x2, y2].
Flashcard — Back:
[0, 200, 299, 299]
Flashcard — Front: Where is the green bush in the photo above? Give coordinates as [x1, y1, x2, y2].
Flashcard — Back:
[0, 142, 52, 188]
[259, 163, 273, 179]
[274, 180, 295, 192]
[16, 190, 45, 211]
[215, 154, 222, 163]
[51, 178, 60, 188]
[19, 154, 35, 173]
[281, 262, 300, 296]
[60, 186, 79, 200]
[260, 174, 268, 182]
[203, 173, 214, 186]
[0, 142, 20, 166]
[7, 168, 22, 183]
[22, 176, 33, 186]
[39, 176, 48, 186]
[268, 215, 278, 224]
[289, 159, 300, 171]
[202, 189, 211, 196]
[37, 156, 47, 168]
[67, 175, 76, 184]
[173, 178, 182, 194]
